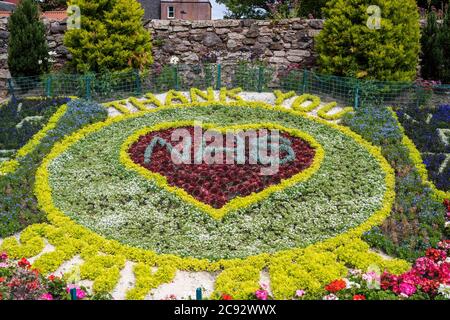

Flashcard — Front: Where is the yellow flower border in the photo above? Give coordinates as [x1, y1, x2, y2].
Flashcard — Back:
[317, 102, 354, 121]
[120, 121, 324, 220]
[292, 94, 322, 112]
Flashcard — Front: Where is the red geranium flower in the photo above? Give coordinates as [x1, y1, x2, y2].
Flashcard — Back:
[325, 279, 347, 293]
[0, 277, 6, 283]
[221, 294, 233, 300]
[353, 295, 366, 300]
[18, 258, 31, 269]
[426, 248, 446, 263]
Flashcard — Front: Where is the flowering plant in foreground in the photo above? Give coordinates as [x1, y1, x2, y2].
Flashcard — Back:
[295, 240, 450, 300]
[255, 284, 272, 300]
[0, 252, 91, 300]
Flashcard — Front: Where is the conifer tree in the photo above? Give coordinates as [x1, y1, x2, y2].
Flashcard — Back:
[421, 11, 442, 80]
[316, 0, 421, 81]
[438, 9, 450, 82]
[8, 0, 50, 77]
[64, 0, 153, 73]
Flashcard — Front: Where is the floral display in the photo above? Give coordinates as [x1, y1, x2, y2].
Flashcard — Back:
[45, 101, 388, 259]
[394, 104, 449, 192]
[0, 89, 447, 300]
[345, 105, 448, 261]
[293, 240, 450, 300]
[0, 251, 108, 300]
[0, 98, 108, 237]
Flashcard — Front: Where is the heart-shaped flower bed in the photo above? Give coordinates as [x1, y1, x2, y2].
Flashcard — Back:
[127, 124, 318, 213]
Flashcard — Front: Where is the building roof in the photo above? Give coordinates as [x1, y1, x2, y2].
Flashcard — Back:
[0, 10, 67, 20]
[42, 11, 67, 20]
[0, 1, 16, 11]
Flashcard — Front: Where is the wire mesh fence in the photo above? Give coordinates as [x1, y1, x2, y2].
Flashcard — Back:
[5, 64, 450, 108]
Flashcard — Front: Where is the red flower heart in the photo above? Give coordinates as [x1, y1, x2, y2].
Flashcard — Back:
[129, 127, 315, 209]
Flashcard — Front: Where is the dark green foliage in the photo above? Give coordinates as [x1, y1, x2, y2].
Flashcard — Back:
[7, 0, 50, 77]
[298, 0, 328, 18]
[39, 0, 67, 11]
[420, 8, 450, 82]
[439, 10, 450, 81]
[218, 0, 327, 19]
[421, 11, 442, 80]
[395, 104, 449, 191]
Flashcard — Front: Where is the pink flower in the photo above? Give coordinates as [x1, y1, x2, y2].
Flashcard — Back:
[255, 289, 269, 300]
[363, 271, 380, 283]
[0, 252, 7, 261]
[323, 294, 339, 300]
[399, 282, 416, 297]
[295, 290, 306, 297]
[40, 293, 53, 300]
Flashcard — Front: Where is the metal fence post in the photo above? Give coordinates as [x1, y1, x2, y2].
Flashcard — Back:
[45, 75, 52, 97]
[7, 78, 16, 101]
[196, 288, 202, 300]
[173, 65, 179, 90]
[216, 63, 222, 90]
[302, 69, 308, 94]
[70, 288, 77, 300]
[134, 69, 142, 96]
[85, 74, 92, 100]
[257, 66, 264, 93]
[354, 82, 360, 109]
[415, 83, 423, 108]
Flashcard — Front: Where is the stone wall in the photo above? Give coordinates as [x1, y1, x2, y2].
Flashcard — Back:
[0, 18, 324, 97]
[146, 18, 322, 70]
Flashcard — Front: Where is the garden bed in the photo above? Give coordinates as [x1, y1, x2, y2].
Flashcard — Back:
[0, 89, 448, 300]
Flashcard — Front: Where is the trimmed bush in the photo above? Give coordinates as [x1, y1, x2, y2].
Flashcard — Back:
[64, 0, 153, 73]
[316, 0, 421, 81]
[7, 0, 50, 77]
